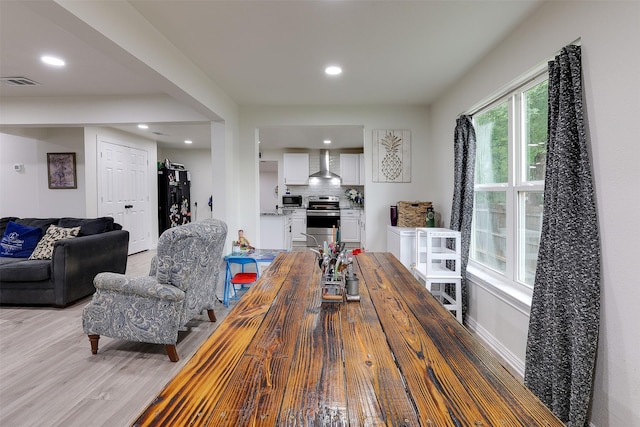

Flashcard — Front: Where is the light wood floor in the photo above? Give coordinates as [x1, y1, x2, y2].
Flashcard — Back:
[0, 250, 234, 427]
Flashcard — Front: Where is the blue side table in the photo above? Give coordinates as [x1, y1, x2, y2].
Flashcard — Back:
[223, 249, 285, 306]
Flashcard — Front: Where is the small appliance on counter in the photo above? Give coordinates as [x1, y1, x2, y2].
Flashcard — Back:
[282, 194, 303, 207]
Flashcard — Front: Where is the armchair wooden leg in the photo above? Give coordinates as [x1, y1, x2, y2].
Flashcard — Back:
[207, 309, 217, 322]
[165, 344, 179, 362]
[88, 334, 100, 355]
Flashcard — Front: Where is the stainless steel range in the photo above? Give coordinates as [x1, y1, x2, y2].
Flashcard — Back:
[306, 195, 340, 247]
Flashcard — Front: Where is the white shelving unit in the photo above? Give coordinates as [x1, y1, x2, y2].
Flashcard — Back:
[414, 228, 462, 323]
[415, 228, 461, 277]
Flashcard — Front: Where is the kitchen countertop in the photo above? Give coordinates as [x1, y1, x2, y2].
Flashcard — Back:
[261, 206, 363, 215]
[260, 212, 286, 216]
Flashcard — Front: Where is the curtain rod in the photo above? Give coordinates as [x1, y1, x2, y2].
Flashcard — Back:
[458, 37, 582, 118]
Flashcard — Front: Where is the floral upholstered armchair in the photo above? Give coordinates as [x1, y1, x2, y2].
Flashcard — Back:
[82, 219, 228, 362]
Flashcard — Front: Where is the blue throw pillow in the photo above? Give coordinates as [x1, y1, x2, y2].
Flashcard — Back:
[0, 221, 43, 258]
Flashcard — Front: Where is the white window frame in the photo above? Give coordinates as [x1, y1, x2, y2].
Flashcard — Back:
[467, 72, 548, 311]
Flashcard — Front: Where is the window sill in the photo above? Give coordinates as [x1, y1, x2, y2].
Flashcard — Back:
[466, 263, 533, 316]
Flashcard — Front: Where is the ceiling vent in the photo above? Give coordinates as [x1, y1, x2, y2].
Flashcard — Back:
[0, 77, 40, 86]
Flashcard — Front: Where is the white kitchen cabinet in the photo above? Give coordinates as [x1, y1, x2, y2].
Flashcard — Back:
[260, 215, 286, 249]
[284, 215, 293, 250]
[283, 153, 309, 185]
[340, 209, 360, 244]
[340, 153, 361, 186]
[359, 153, 365, 185]
[291, 209, 307, 243]
[359, 210, 366, 249]
[386, 225, 416, 270]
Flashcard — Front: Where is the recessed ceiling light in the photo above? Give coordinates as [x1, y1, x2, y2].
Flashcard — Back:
[137, 124, 149, 129]
[184, 140, 193, 144]
[41, 55, 65, 67]
[325, 66, 342, 76]
[323, 140, 332, 144]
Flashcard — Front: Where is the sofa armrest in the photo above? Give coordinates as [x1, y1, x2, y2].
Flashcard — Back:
[94, 272, 185, 301]
[50, 230, 129, 306]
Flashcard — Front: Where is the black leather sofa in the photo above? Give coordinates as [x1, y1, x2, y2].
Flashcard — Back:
[0, 217, 129, 307]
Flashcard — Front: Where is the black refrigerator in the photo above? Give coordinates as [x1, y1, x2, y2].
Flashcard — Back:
[158, 165, 191, 235]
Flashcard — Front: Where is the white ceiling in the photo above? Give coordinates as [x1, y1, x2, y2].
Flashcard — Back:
[258, 125, 365, 150]
[0, 0, 543, 150]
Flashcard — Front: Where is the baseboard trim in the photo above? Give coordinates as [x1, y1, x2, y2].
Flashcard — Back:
[465, 315, 525, 379]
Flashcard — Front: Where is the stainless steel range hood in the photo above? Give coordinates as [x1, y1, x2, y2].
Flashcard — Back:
[309, 149, 341, 180]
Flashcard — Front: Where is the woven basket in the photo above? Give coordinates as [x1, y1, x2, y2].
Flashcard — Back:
[397, 201, 432, 227]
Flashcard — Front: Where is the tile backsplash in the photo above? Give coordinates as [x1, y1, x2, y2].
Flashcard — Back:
[286, 151, 363, 208]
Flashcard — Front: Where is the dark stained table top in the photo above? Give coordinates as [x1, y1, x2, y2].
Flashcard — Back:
[134, 251, 562, 426]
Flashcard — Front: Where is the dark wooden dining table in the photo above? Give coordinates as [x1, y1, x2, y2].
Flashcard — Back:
[133, 251, 562, 426]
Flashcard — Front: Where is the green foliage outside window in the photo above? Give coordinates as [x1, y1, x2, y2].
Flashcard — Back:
[471, 78, 548, 286]
[475, 102, 508, 184]
[474, 80, 548, 185]
[525, 80, 548, 181]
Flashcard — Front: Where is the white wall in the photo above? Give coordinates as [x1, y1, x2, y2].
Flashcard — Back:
[429, 2, 640, 426]
[0, 128, 86, 218]
[40, 128, 87, 217]
[0, 132, 40, 217]
[158, 147, 214, 223]
[259, 169, 278, 213]
[240, 105, 431, 252]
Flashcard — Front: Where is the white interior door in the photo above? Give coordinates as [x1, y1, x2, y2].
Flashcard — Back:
[126, 148, 149, 254]
[98, 140, 126, 226]
[98, 139, 150, 255]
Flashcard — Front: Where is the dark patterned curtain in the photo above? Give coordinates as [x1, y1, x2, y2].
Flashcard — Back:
[524, 45, 600, 427]
[450, 115, 476, 319]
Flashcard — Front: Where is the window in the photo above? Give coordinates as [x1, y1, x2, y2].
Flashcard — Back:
[470, 76, 548, 288]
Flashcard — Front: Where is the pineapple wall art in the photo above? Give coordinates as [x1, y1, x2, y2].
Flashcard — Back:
[372, 130, 411, 183]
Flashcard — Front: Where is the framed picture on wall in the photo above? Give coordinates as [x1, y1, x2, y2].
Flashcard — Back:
[47, 152, 77, 189]
[372, 129, 411, 183]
